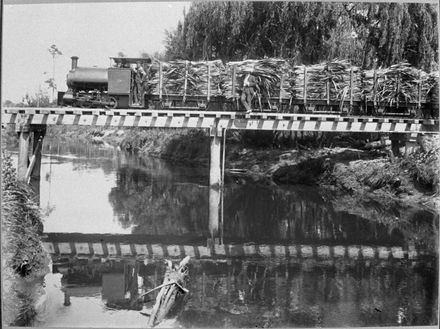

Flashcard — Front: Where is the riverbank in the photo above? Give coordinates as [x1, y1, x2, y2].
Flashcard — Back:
[107, 127, 438, 210]
[1, 152, 50, 326]
[8, 125, 439, 212]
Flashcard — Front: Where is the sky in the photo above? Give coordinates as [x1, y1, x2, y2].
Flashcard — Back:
[2, 1, 190, 103]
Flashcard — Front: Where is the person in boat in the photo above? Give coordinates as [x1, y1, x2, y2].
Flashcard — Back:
[240, 69, 260, 114]
[132, 62, 147, 105]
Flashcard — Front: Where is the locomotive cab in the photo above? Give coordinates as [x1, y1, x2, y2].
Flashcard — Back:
[108, 57, 151, 108]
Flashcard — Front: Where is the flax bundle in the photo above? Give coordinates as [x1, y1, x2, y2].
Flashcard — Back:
[221, 58, 294, 99]
[293, 60, 362, 102]
[375, 62, 423, 105]
[421, 71, 439, 103]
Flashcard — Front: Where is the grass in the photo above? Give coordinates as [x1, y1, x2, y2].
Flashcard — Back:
[1, 151, 50, 326]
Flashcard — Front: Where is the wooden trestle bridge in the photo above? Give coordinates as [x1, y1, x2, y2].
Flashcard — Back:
[2, 106, 439, 186]
[2, 106, 439, 250]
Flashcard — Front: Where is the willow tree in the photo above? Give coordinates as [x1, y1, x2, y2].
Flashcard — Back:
[164, 1, 438, 70]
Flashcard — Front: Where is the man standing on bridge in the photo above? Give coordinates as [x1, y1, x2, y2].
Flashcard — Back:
[241, 69, 260, 114]
[132, 62, 147, 105]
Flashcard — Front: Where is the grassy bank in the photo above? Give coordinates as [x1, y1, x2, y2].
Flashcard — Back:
[1, 152, 50, 326]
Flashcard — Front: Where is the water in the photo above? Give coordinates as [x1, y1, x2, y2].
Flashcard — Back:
[5, 138, 439, 327]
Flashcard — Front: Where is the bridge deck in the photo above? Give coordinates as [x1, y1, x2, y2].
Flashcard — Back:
[2, 107, 439, 133]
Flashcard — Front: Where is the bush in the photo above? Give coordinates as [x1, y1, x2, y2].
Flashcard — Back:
[1, 151, 48, 277]
[1, 151, 50, 325]
[400, 150, 439, 190]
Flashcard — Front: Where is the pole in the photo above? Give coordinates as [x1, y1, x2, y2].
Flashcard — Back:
[52, 54, 56, 102]
[220, 128, 226, 245]
[209, 125, 222, 189]
[208, 124, 222, 243]
[17, 127, 31, 181]
[28, 128, 46, 203]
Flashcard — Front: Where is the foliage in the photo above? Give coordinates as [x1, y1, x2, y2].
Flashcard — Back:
[1, 151, 50, 325]
[400, 149, 439, 190]
[48, 44, 62, 58]
[44, 77, 56, 91]
[164, 2, 438, 70]
[1, 151, 47, 276]
[22, 90, 51, 107]
[120, 128, 209, 165]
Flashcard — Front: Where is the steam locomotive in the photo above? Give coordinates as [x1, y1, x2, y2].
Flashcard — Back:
[59, 56, 151, 109]
[58, 56, 435, 117]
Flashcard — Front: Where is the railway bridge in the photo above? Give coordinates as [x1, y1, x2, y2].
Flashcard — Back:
[2, 106, 439, 242]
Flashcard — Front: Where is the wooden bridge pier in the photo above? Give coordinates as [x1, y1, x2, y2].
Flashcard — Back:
[16, 123, 46, 202]
[208, 124, 225, 244]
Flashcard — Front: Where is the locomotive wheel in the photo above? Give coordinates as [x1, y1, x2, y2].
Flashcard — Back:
[105, 97, 118, 109]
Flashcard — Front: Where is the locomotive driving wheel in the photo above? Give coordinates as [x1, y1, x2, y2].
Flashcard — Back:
[105, 97, 118, 109]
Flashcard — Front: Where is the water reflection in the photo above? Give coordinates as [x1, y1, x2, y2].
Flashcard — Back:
[45, 257, 437, 327]
[109, 162, 437, 250]
[6, 138, 437, 327]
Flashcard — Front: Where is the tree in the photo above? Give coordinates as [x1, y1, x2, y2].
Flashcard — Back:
[22, 90, 51, 108]
[48, 44, 62, 102]
[163, 2, 438, 69]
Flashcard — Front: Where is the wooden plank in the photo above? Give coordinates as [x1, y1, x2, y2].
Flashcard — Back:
[183, 60, 188, 103]
[29, 114, 47, 125]
[326, 62, 330, 105]
[326, 81, 330, 105]
[303, 66, 307, 104]
[95, 115, 108, 126]
[373, 70, 377, 107]
[61, 115, 78, 125]
[349, 67, 353, 109]
[17, 131, 30, 181]
[231, 65, 237, 100]
[123, 116, 136, 126]
[207, 63, 211, 102]
[279, 73, 284, 106]
[78, 115, 94, 126]
[159, 61, 163, 101]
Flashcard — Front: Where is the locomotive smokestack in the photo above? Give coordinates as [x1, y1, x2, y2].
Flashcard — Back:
[71, 56, 79, 70]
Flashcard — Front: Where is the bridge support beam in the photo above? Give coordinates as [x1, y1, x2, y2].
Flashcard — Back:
[29, 127, 46, 200]
[16, 124, 46, 203]
[208, 124, 224, 244]
[17, 125, 31, 181]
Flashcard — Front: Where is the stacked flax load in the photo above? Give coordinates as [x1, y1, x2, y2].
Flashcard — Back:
[220, 58, 294, 99]
[146, 59, 224, 97]
[144, 58, 439, 105]
[293, 60, 363, 102]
